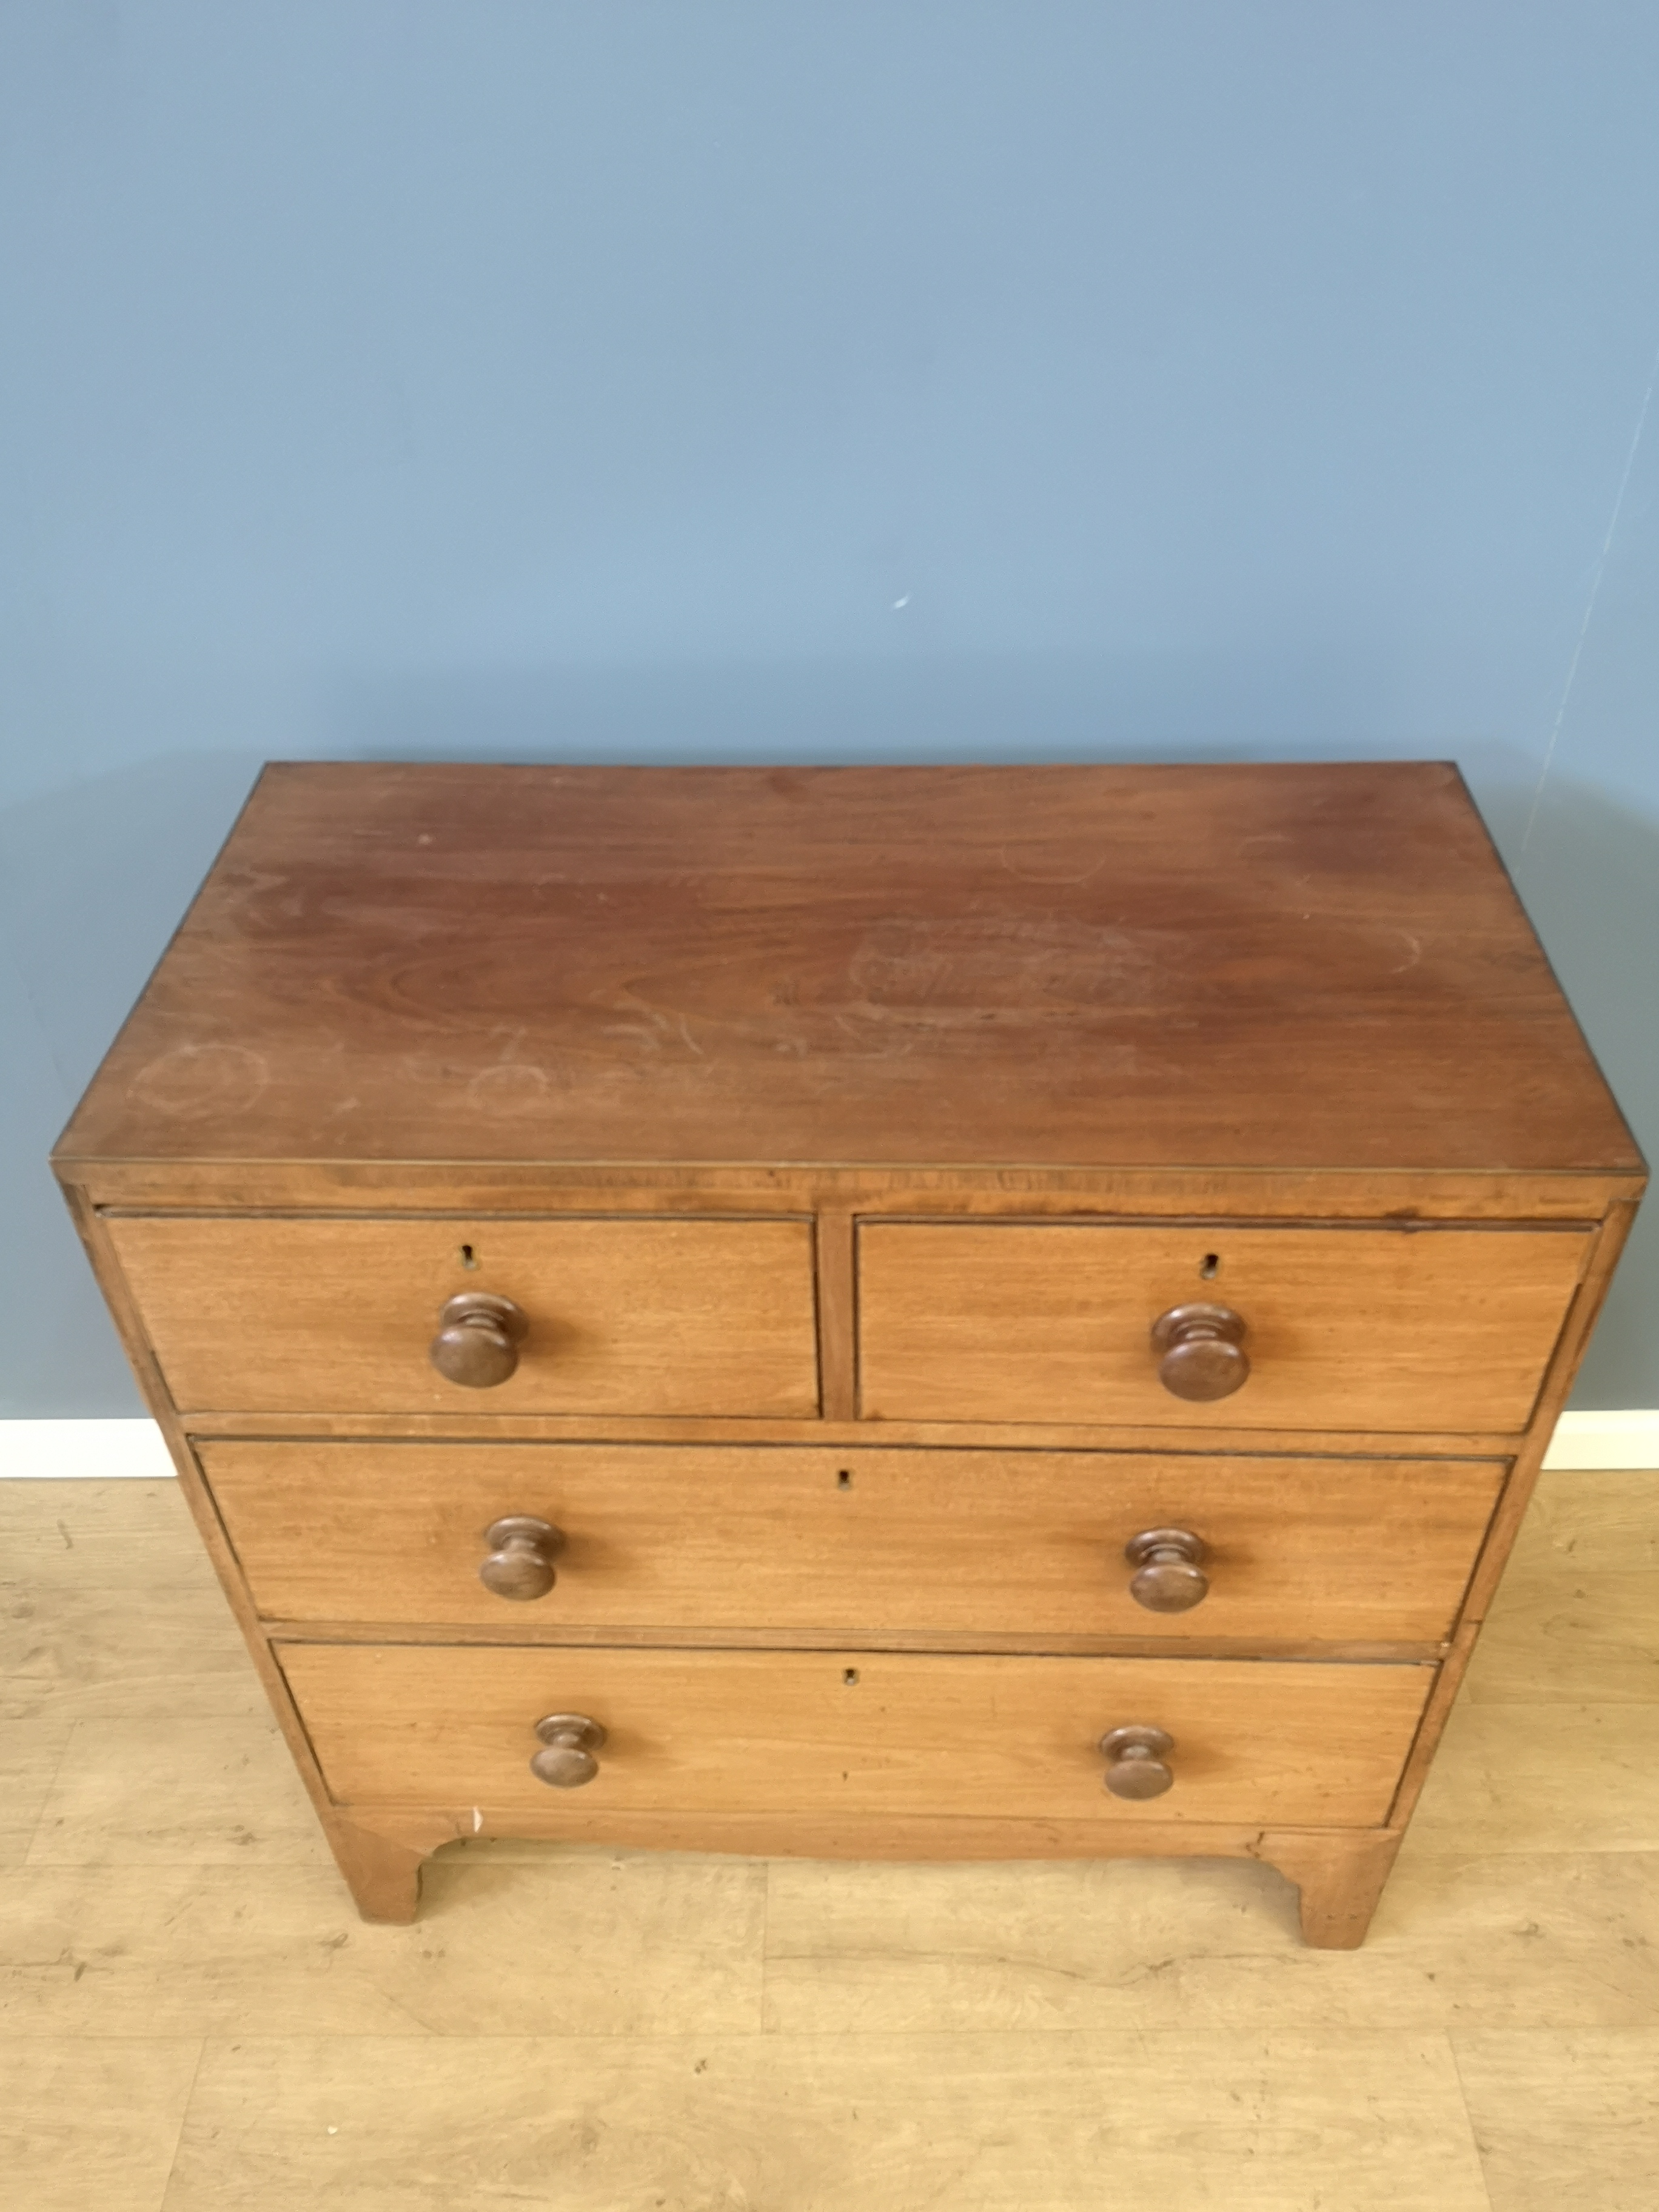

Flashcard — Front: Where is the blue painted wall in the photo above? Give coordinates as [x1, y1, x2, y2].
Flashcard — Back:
[2, 1, 1655, 1413]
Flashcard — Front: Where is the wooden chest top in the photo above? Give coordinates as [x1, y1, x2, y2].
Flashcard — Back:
[56, 759, 1639, 1175]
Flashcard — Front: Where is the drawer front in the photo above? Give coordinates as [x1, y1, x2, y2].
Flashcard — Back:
[106, 1215, 819, 1416]
[209, 1441, 1503, 1643]
[858, 1221, 1590, 1430]
[279, 1644, 1433, 1826]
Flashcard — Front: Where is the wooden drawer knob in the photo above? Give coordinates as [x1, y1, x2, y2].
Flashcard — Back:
[1150, 1302, 1249, 1401]
[1099, 1724, 1175, 1798]
[430, 1292, 528, 1388]
[530, 1712, 607, 1788]
[479, 1515, 565, 1601]
[1125, 1527, 1210, 1612]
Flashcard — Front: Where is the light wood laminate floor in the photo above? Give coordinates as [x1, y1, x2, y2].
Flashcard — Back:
[2, 1471, 1657, 2210]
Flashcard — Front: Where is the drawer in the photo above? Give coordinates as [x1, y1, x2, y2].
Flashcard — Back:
[106, 1214, 819, 1416]
[857, 1220, 1590, 1430]
[207, 1440, 1503, 1643]
[279, 1644, 1433, 1826]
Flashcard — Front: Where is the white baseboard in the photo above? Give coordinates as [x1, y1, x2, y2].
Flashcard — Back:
[1541, 1410, 1659, 1470]
[2, 1410, 1657, 1476]
[0, 1419, 177, 1478]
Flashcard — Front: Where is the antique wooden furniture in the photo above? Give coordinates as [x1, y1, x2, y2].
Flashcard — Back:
[53, 762, 1643, 1946]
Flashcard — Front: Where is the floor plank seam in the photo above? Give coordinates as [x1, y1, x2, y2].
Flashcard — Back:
[153, 2034, 207, 2212]
[18, 1722, 78, 1871]
[758, 1854, 777, 2033]
[1443, 2028, 1500, 2212]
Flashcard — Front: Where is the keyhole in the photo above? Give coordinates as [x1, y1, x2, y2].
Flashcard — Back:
[843, 1667, 859, 1686]
[459, 1244, 478, 1270]
[836, 1469, 853, 1490]
[1199, 1253, 1219, 1280]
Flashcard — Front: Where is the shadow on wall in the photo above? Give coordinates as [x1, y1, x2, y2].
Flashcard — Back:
[323, 649, 1548, 796]
[0, 740, 1652, 1414]
[330, 650, 1403, 766]
[0, 752, 266, 1415]
[1504, 776, 1659, 1408]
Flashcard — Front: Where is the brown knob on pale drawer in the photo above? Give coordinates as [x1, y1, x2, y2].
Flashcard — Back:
[479, 1516, 565, 1601]
[430, 1292, 528, 1388]
[1125, 1527, 1210, 1612]
[1150, 1302, 1249, 1401]
[531, 1713, 607, 1788]
[1099, 1724, 1176, 1799]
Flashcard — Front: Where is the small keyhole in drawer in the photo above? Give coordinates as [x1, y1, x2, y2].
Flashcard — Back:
[459, 1243, 479, 1270]
[843, 1667, 859, 1686]
[836, 1469, 853, 1490]
[1199, 1252, 1219, 1279]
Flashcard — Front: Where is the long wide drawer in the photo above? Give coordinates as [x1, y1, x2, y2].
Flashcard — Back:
[207, 1440, 1503, 1643]
[279, 1644, 1433, 1826]
[105, 1213, 819, 1416]
[857, 1219, 1590, 1430]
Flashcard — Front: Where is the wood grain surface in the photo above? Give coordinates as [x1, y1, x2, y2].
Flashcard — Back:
[858, 1219, 1590, 1429]
[104, 1213, 819, 1416]
[42, 760, 1647, 1953]
[70, 1157, 1646, 1218]
[204, 1439, 1503, 1643]
[176, 1407, 1533, 1455]
[278, 1643, 1433, 1827]
[53, 761, 1641, 1173]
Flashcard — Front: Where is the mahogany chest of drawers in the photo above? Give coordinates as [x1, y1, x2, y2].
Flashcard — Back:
[54, 762, 1644, 1945]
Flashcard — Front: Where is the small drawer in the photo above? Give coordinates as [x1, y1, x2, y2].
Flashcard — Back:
[857, 1220, 1590, 1431]
[278, 1643, 1433, 1828]
[106, 1213, 819, 1416]
[206, 1439, 1503, 1644]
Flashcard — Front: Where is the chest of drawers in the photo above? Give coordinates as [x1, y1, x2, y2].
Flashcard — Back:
[54, 761, 1643, 1946]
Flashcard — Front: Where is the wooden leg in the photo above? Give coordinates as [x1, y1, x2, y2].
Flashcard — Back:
[1256, 1829, 1404, 1949]
[326, 1817, 429, 1923]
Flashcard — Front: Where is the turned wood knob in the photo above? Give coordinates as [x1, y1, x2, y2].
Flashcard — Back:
[1100, 1724, 1176, 1799]
[1125, 1527, 1210, 1612]
[530, 1712, 607, 1788]
[1150, 1302, 1249, 1401]
[479, 1516, 565, 1601]
[429, 1292, 528, 1388]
